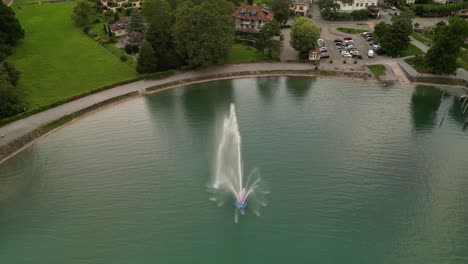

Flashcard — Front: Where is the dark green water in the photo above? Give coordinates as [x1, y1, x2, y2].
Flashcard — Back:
[1, 77, 468, 264]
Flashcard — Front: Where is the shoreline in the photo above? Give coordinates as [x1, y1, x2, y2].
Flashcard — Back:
[0, 69, 465, 165]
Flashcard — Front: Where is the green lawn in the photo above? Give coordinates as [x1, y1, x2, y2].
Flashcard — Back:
[226, 44, 266, 64]
[399, 43, 424, 57]
[458, 48, 468, 71]
[368, 64, 386, 78]
[411, 31, 431, 46]
[405, 56, 432, 73]
[337, 27, 368, 34]
[9, 3, 137, 110]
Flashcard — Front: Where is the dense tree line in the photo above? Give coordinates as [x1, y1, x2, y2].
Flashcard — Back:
[413, 1, 468, 17]
[137, 0, 236, 72]
[72, 0, 297, 73]
[0, 1, 26, 119]
[0, 1, 24, 61]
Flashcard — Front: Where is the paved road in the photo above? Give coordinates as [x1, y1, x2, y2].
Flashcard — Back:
[1, 62, 344, 147]
[409, 36, 429, 53]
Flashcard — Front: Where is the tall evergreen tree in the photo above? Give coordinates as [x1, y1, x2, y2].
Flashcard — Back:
[318, 0, 339, 20]
[137, 41, 157, 73]
[374, 14, 413, 57]
[72, 0, 96, 27]
[0, 1, 25, 56]
[173, 0, 235, 68]
[271, 0, 290, 25]
[256, 19, 283, 59]
[126, 10, 144, 32]
[144, 0, 181, 70]
[426, 16, 468, 74]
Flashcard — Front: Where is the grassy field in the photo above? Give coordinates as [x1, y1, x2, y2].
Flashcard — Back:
[337, 27, 368, 34]
[368, 65, 386, 78]
[226, 44, 266, 64]
[9, 3, 137, 110]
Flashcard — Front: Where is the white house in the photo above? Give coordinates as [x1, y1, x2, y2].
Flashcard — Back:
[406, 0, 415, 4]
[290, 0, 313, 16]
[335, 0, 378, 12]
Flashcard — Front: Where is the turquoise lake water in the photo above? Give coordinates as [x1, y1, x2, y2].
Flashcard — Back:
[1, 77, 467, 263]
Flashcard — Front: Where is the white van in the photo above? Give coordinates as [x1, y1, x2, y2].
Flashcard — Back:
[368, 50, 374, 58]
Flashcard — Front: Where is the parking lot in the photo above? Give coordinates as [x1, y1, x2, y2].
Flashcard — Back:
[318, 28, 382, 64]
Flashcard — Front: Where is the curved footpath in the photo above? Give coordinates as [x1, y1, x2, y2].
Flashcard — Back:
[0, 63, 330, 149]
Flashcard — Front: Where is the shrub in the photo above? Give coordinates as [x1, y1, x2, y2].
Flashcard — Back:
[107, 1, 117, 7]
[124, 44, 139, 54]
[87, 30, 97, 37]
[120, 55, 128, 62]
[83, 25, 90, 33]
[350, 9, 370, 20]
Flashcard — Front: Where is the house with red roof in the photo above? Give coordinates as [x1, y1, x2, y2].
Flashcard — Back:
[233, 5, 274, 34]
[110, 16, 130, 37]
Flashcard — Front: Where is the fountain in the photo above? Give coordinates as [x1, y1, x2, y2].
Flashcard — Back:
[209, 104, 268, 223]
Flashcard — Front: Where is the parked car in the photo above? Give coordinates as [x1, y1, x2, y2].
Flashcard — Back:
[351, 50, 360, 56]
[365, 37, 373, 42]
[343, 53, 352, 58]
[347, 45, 354, 49]
[344, 37, 352, 41]
[319, 42, 326, 48]
[335, 41, 343, 46]
[334, 39, 343, 43]
[320, 47, 327, 52]
[320, 52, 330, 59]
[375, 48, 385, 55]
[318, 38, 325, 43]
[368, 50, 374, 58]
[337, 45, 344, 50]
[361, 32, 370, 37]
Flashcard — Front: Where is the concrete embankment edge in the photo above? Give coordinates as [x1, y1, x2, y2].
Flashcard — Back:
[0, 70, 373, 165]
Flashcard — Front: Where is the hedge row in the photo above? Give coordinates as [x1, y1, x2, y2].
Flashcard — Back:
[413, 2, 468, 17]
[0, 71, 174, 127]
[328, 10, 370, 21]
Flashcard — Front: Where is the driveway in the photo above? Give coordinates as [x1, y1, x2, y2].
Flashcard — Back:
[280, 28, 299, 62]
